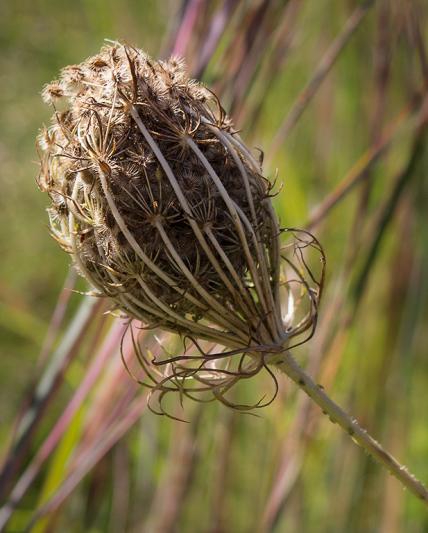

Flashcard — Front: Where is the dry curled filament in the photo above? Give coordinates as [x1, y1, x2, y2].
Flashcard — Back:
[37, 43, 324, 414]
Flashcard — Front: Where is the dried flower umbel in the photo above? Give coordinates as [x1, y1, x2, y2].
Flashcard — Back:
[37, 43, 323, 410]
[37, 44, 428, 503]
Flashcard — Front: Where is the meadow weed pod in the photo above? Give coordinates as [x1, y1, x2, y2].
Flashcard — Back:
[37, 43, 324, 410]
[37, 43, 428, 504]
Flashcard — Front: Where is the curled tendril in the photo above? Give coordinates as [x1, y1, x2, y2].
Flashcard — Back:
[119, 230, 325, 418]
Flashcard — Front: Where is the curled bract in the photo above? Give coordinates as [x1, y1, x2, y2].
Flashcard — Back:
[38, 43, 325, 413]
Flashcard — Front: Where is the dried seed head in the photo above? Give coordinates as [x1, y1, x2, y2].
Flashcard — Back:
[38, 43, 324, 413]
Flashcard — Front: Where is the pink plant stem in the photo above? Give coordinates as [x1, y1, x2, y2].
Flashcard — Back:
[76, 325, 139, 446]
[41, 319, 127, 455]
[0, 314, 125, 531]
[27, 394, 148, 529]
[172, 0, 202, 57]
[306, 91, 428, 230]
[25, 327, 150, 528]
[37, 268, 77, 367]
[0, 297, 100, 508]
[194, 0, 238, 77]
[5, 269, 77, 467]
[266, 1, 373, 166]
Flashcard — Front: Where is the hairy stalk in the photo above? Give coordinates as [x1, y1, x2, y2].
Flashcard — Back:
[275, 352, 428, 505]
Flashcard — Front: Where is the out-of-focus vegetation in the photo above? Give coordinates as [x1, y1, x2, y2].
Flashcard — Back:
[0, 1, 427, 532]
[0, 0, 170, 423]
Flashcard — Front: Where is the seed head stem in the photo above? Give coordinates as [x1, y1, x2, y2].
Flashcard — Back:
[276, 351, 428, 506]
[36, 42, 428, 509]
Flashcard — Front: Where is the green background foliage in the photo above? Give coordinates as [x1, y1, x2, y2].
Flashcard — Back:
[0, 1, 427, 531]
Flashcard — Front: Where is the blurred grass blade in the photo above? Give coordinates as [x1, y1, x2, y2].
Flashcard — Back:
[306, 90, 428, 230]
[352, 111, 428, 303]
[267, 1, 374, 165]
[171, 0, 203, 57]
[194, 0, 239, 77]
[37, 268, 77, 367]
[0, 297, 101, 506]
[28, 394, 148, 530]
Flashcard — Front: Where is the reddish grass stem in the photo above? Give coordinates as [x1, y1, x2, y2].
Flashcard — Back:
[267, 1, 374, 165]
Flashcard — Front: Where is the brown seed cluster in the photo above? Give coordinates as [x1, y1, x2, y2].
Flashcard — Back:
[38, 43, 324, 410]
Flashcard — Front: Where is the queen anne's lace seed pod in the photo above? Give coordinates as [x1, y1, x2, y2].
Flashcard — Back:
[38, 44, 324, 410]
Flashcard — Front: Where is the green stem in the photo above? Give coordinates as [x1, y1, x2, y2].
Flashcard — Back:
[276, 352, 428, 506]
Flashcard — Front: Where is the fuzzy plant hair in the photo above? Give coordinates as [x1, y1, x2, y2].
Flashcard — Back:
[37, 43, 324, 412]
